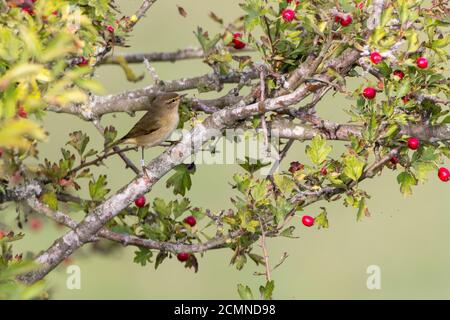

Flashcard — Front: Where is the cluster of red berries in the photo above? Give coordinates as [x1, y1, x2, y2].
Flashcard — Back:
[176, 215, 197, 262]
[134, 196, 198, 262]
[362, 56, 428, 101]
[335, 14, 353, 27]
[405, 138, 448, 182]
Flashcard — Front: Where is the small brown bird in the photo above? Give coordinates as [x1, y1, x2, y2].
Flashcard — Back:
[109, 92, 182, 169]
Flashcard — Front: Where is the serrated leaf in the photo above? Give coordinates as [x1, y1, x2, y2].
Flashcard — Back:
[397, 171, 417, 196]
[41, 192, 58, 211]
[259, 280, 275, 300]
[343, 155, 365, 182]
[166, 165, 194, 196]
[88, 175, 109, 201]
[306, 135, 332, 166]
[153, 198, 172, 218]
[237, 284, 254, 300]
[273, 174, 295, 195]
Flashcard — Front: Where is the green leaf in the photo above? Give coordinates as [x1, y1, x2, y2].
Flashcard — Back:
[343, 155, 365, 182]
[406, 30, 419, 53]
[166, 165, 194, 196]
[237, 284, 254, 300]
[315, 208, 329, 229]
[259, 280, 275, 300]
[152, 198, 172, 218]
[173, 198, 190, 219]
[306, 135, 332, 166]
[88, 175, 110, 201]
[239, 157, 271, 174]
[154, 251, 168, 270]
[272, 197, 293, 223]
[280, 226, 297, 238]
[250, 180, 269, 203]
[397, 171, 417, 196]
[133, 248, 153, 266]
[397, 80, 411, 98]
[41, 192, 58, 211]
[356, 198, 368, 221]
[273, 174, 296, 195]
[412, 161, 435, 183]
[67, 131, 90, 157]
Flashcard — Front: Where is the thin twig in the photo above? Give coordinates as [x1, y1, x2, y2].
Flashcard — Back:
[258, 217, 271, 282]
[133, 0, 159, 25]
[92, 120, 140, 174]
[143, 58, 161, 85]
[259, 68, 270, 155]
[68, 146, 138, 176]
[268, 139, 294, 176]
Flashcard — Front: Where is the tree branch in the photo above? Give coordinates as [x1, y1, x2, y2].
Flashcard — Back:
[101, 47, 253, 64]
[46, 69, 258, 120]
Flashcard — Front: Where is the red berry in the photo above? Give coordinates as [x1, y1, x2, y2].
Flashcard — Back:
[320, 167, 328, 175]
[0, 231, 4, 240]
[401, 96, 410, 104]
[21, 7, 34, 15]
[407, 137, 420, 150]
[177, 252, 190, 262]
[134, 196, 146, 207]
[107, 25, 114, 33]
[78, 57, 89, 66]
[282, 9, 296, 22]
[355, 1, 364, 9]
[184, 215, 197, 227]
[301, 215, 315, 227]
[29, 218, 43, 231]
[0, 148, 3, 157]
[370, 52, 382, 64]
[363, 87, 376, 99]
[438, 167, 450, 182]
[393, 70, 405, 79]
[416, 57, 428, 69]
[288, 161, 304, 174]
[17, 106, 27, 118]
[231, 33, 246, 50]
[340, 15, 352, 26]
[334, 15, 342, 22]
[390, 156, 399, 164]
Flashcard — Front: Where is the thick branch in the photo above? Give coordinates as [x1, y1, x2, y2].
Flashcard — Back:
[270, 120, 450, 142]
[46, 69, 258, 120]
[101, 47, 253, 64]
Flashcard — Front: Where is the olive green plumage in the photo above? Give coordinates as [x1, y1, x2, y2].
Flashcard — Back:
[109, 92, 181, 149]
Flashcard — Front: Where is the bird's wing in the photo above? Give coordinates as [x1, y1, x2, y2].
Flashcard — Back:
[119, 111, 160, 141]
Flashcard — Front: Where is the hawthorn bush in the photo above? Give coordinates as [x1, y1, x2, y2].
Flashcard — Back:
[0, 0, 449, 299]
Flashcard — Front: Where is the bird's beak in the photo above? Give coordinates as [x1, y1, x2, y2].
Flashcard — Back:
[177, 94, 188, 100]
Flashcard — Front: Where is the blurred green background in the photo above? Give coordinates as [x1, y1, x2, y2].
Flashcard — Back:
[4, 0, 450, 299]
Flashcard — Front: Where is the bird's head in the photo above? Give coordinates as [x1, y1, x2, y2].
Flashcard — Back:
[155, 92, 185, 110]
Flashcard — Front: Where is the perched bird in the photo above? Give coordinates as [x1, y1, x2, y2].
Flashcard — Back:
[108, 92, 182, 170]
